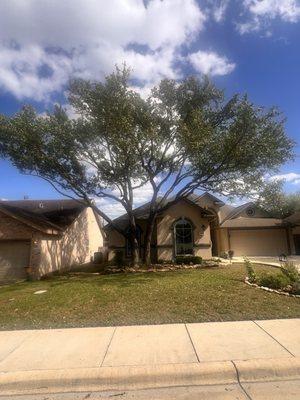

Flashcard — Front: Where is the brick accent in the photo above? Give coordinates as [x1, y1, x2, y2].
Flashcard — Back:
[0, 212, 34, 240]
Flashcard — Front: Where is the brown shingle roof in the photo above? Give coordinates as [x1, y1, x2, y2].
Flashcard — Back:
[0, 199, 87, 233]
[105, 192, 221, 230]
[284, 211, 300, 225]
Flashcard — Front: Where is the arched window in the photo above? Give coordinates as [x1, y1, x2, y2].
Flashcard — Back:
[174, 218, 193, 256]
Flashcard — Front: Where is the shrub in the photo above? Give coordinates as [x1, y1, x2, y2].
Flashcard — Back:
[114, 250, 124, 267]
[258, 273, 291, 290]
[219, 251, 228, 259]
[228, 250, 234, 260]
[157, 259, 173, 264]
[281, 262, 300, 283]
[175, 255, 202, 265]
[291, 281, 300, 295]
[93, 251, 104, 264]
[244, 257, 256, 283]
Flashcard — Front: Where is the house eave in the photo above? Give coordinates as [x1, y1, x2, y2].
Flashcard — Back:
[0, 206, 62, 235]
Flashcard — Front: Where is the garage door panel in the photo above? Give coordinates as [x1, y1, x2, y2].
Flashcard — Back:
[229, 229, 288, 257]
[0, 241, 30, 282]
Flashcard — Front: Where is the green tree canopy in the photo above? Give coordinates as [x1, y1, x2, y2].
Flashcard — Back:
[0, 67, 294, 265]
[257, 180, 300, 218]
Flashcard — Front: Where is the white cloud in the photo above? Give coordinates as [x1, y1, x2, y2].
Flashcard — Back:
[133, 181, 154, 207]
[270, 172, 300, 185]
[211, 0, 229, 22]
[0, 45, 72, 101]
[62, 104, 81, 120]
[188, 50, 236, 76]
[0, 0, 211, 101]
[94, 198, 126, 220]
[245, 0, 300, 22]
[94, 180, 154, 219]
[238, 0, 300, 34]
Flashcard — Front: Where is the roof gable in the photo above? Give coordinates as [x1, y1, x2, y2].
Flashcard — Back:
[0, 199, 87, 233]
[105, 192, 220, 230]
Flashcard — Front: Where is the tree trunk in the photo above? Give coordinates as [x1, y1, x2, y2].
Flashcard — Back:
[128, 213, 140, 268]
[143, 212, 156, 267]
[129, 230, 140, 267]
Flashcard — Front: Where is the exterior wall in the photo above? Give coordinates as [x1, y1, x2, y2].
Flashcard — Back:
[36, 208, 103, 277]
[106, 200, 213, 261]
[156, 200, 212, 260]
[238, 207, 268, 218]
[106, 219, 157, 261]
[218, 228, 230, 254]
[107, 229, 124, 261]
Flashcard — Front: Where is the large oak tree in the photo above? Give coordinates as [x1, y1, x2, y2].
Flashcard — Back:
[0, 67, 294, 265]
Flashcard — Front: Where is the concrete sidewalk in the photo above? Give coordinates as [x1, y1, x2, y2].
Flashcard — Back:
[0, 319, 300, 398]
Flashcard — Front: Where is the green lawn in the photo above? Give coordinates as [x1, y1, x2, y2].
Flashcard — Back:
[0, 264, 299, 330]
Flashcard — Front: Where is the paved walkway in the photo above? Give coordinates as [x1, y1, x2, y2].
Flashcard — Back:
[232, 255, 300, 269]
[0, 319, 300, 398]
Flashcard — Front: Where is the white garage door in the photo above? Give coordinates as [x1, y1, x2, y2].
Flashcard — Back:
[229, 229, 288, 257]
[0, 241, 30, 282]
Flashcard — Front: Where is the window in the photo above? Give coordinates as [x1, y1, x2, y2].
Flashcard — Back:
[246, 207, 255, 217]
[174, 218, 193, 255]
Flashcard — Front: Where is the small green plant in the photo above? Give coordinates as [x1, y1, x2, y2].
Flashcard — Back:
[258, 273, 291, 290]
[175, 255, 202, 265]
[281, 262, 300, 283]
[244, 257, 256, 283]
[291, 281, 300, 295]
[219, 251, 228, 259]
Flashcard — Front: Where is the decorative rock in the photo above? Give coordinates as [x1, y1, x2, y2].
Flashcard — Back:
[245, 277, 300, 298]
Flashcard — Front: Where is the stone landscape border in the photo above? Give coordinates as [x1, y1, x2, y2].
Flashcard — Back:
[76, 261, 221, 276]
[245, 277, 300, 298]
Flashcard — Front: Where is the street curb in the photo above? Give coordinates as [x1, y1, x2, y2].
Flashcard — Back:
[0, 358, 300, 396]
[0, 362, 237, 395]
[236, 358, 300, 383]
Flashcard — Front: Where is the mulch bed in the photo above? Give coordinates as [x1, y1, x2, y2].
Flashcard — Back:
[88, 260, 221, 275]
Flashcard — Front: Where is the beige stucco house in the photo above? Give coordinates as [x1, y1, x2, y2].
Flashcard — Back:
[105, 193, 295, 262]
[0, 199, 104, 282]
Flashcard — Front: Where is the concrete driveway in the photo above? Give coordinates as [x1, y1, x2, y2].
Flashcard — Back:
[232, 256, 300, 270]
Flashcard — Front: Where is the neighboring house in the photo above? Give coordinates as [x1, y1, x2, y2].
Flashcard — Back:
[0, 199, 104, 282]
[105, 192, 291, 262]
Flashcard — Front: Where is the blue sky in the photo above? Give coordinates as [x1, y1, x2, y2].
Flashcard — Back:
[0, 0, 300, 217]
